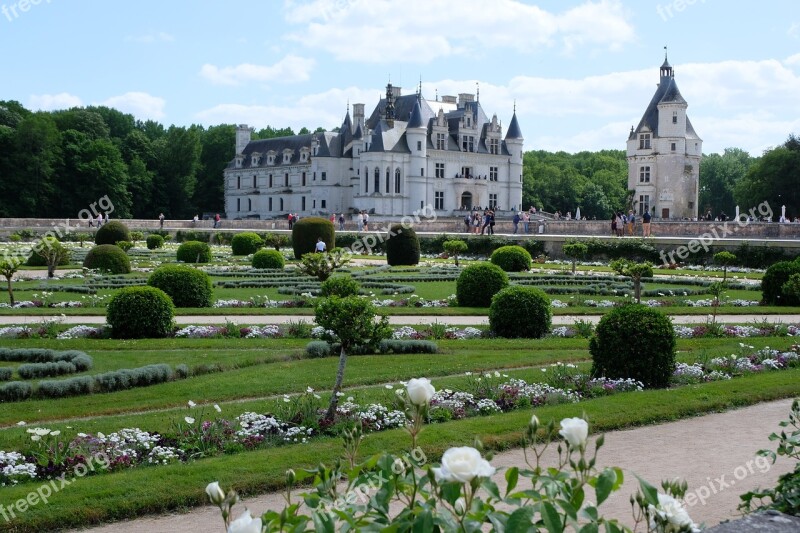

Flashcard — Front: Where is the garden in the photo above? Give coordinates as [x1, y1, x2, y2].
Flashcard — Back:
[0, 220, 799, 531]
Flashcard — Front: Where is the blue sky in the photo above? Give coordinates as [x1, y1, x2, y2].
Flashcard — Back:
[2, 0, 798, 155]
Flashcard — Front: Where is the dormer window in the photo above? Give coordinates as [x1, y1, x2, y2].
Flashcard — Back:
[466, 116, 471, 127]
[488, 138, 499, 155]
[301, 152, 307, 162]
[252, 156, 258, 166]
[639, 133, 651, 150]
[283, 152, 291, 164]
[235, 157, 243, 168]
[267, 155, 275, 165]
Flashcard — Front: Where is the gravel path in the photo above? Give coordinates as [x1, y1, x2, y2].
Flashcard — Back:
[70, 399, 797, 532]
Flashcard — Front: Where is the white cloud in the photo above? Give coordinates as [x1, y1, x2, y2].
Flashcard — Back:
[199, 55, 316, 86]
[28, 93, 83, 110]
[126, 32, 175, 43]
[283, 0, 634, 63]
[96, 92, 166, 120]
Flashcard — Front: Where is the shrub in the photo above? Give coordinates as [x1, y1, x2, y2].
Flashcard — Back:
[116, 240, 133, 252]
[305, 341, 332, 358]
[18, 361, 77, 379]
[95, 220, 130, 245]
[386, 224, 420, 266]
[489, 286, 552, 338]
[0, 381, 32, 402]
[589, 304, 676, 388]
[252, 249, 285, 269]
[0, 367, 12, 381]
[26, 238, 70, 267]
[292, 217, 335, 259]
[106, 286, 175, 339]
[490, 245, 532, 272]
[148, 265, 213, 308]
[378, 340, 438, 354]
[129, 231, 144, 245]
[146, 234, 165, 250]
[93, 364, 173, 393]
[456, 262, 509, 307]
[762, 260, 800, 306]
[231, 232, 264, 256]
[320, 275, 361, 298]
[37, 376, 94, 398]
[83, 244, 131, 274]
[442, 239, 468, 266]
[176, 241, 211, 263]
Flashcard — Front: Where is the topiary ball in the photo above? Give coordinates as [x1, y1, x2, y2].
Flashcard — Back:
[762, 260, 800, 306]
[386, 224, 420, 266]
[231, 232, 264, 256]
[456, 262, 509, 307]
[291, 217, 335, 259]
[82, 244, 131, 274]
[106, 286, 175, 339]
[489, 286, 551, 338]
[146, 234, 165, 250]
[320, 275, 361, 298]
[95, 220, 130, 245]
[490, 245, 532, 272]
[589, 304, 676, 389]
[148, 265, 212, 307]
[176, 241, 211, 263]
[252, 249, 285, 269]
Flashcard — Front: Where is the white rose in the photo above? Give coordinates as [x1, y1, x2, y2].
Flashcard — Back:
[406, 378, 435, 406]
[559, 417, 588, 449]
[649, 493, 698, 532]
[530, 414, 540, 427]
[228, 510, 262, 533]
[432, 446, 495, 483]
[205, 481, 225, 505]
[454, 497, 467, 515]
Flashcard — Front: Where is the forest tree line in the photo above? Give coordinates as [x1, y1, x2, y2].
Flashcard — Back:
[0, 101, 797, 220]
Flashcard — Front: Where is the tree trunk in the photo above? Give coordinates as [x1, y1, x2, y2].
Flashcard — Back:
[634, 278, 641, 303]
[47, 261, 56, 278]
[572, 260, 576, 275]
[6, 277, 14, 306]
[324, 345, 348, 421]
[454, 254, 459, 267]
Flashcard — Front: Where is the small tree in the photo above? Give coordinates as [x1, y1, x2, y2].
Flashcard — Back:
[713, 251, 737, 284]
[297, 248, 350, 281]
[129, 231, 144, 247]
[315, 296, 391, 420]
[75, 233, 91, 248]
[0, 259, 21, 306]
[263, 232, 289, 251]
[562, 242, 589, 275]
[442, 239, 467, 266]
[610, 259, 653, 304]
[36, 237, 70, 278]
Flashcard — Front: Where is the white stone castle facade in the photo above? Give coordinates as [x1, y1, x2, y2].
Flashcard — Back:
[627, 55, 702, 220]
[224, 84, 524, 219]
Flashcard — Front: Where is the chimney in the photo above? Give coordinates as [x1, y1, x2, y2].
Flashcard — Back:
[440, 95, 457, 104]
[458, 93, 475, 108]
[353, 103, 365, 130]
[235, 124, 252, 155]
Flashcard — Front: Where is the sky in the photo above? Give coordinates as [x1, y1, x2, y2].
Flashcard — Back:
[2, 0, 799, 155]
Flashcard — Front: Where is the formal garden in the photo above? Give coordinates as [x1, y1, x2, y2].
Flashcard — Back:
[1, 220, 799, 531]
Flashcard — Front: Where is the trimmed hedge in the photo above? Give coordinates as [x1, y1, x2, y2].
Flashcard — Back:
[488, 286, 551, 338]
[176, 241, 211, 263]
[106, 286, 175, 339]
[762, 260, 800, 306]
[95, 220, 131, 245]
[589, 304, 676, 388]
[83, 244, 131, 274]
[386, 224, 420, 266]
[146, 234, 165, 250]
[231, 232, 264, 256]
[148, 265, 213, 308]
[490, 245, 532, 272]
[292, 217, 335, 259]
[320, 275, 360, 298]
[252, 249, 285, 269]
[0, 367, 12, 381]
[456, 262, 509, 307]
[305, 339, 437, 357]
[0, 381, 32, 402]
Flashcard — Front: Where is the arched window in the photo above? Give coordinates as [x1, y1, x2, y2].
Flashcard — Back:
[385, 167, 390, 193]
[461, 192, 472, 210]
[394, 168, 401, 194]
[374, 168, 380, 194]
[364, 167, 369, 192]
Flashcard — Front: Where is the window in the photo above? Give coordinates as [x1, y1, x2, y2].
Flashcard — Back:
[394, 168, 401, 193]
[247, 198, 252, 211]
[461, 135, 474, 152]
[416, 140, 422, 151]
[671, 142, 676, 152]
[302, 172, 306, 186]
[488, 139, 499, 155]
[321, 171, 327, 181]
[436, 133, 446, 150]
[236, 198, 240, 211]
[313, 200, 316, 208]
[639, 166, 651, 183]
[268, 155, 274, 165]
[385, 167, 390, 193]
[302, 196, 306, 211]
[374, 168, 379, 194]
[489, 194, 498, 209]
[365, 169, 369, 193]
[435, 163, 445, 179]
[283, 153, 290, 164]
[639, 133, 651, 150]
[321, 200, 326, 208]
[688, 201, 694, 210]
[252, 156, 258, 166]
[237, 176, 241, 189]
[672, 112, 678, 124]
[434, 191, 444, 210]
[253, 175, 257, 188]
[284, 173, 289, 187]
[268, 197, 273, 211]
[489, 166, 498, 181]
[638, 195, 650, 215]
[313, 171, 316, 181]
[461, 166, 472, 179]
[279, 198, 284, 211]
[269, 174, 273, 187]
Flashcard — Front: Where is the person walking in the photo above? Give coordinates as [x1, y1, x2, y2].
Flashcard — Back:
[338, 213, 345, 231]
[611, 214, 617, 236]
[214, 213, 221, 228]
[512, 212, 520, 234]
[363, 212, 369, 231]
[642, 208, 652, 237]
[357, 212, 364, 232]
[627, 210, 636, 236]
[159, 213, 165, 229]
[523, 212, 530, 234]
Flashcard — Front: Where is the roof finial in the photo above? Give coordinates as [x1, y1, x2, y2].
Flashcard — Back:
[476, 82, 480, 102]
[435, 88, 438, 101]
[513, 100, 516, 113]
[347, 99, 350, 113]
[664, 45, 668, 61]
[418, 75, 422, 100]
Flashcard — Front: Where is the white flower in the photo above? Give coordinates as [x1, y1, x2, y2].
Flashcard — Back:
[16, 421, 26, 426]
[385, 384, 394, 389]
[406, 378, 436, 406]
[530, 414, 540, 427]
[454, 497, 467, 515]
[306, 387, 314, 393]
[205, 481, 225, 505]
[188, 400, 196, 408]
[227, 510, 262, 533]
[185, 417, 195, 424]
[648, 493, 698, 532]
[30, 435, 41, 442]
[50, 430, 60, 436]
[432, 446, 495, 483]
[214, 404, 222, 413]
[559, 417, 589, 449]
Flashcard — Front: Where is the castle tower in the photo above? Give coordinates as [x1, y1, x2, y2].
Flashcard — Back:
[235, 124, 253, 155]
[627, 52, 702, 220]
[505, 109, 524, 211]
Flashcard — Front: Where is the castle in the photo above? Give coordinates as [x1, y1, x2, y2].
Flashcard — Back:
[224, 84, 524, 219]
[627, 54, 702, 220]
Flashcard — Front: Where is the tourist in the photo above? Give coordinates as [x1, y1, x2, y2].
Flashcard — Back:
[338, 213, 345, 231]
[357, 212, 364, 232]
[642, 208, 652, 237]
[616, 212, 625, 237]
[159, 213, 165, 228]
[315, 237, 327, 253]
[472, 212, 480, 234]
[464, 213, 471, 233]
[627, 210, 635, 236]
[610, 214, 617, 236]
[363, 212, 369, 231]
[288, 213, 294, 229]
[512, 212, 520, 234]
[213, 213, 221, 228]
[96, 213, 103, 227]
[330, 213, 336, 225]
[523, 212, 530, 234]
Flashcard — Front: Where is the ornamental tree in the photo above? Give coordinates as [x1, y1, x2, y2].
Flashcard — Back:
[610, 259, 653, 304]
[562, 242, 589, 275]
[713, 251, 737, 284]
[0, 259, 21, 306]
[314, 295, 391, 420]
[298, 248, 350, 282]
[36, 237, 70, 278]
[442, 239, 467, 266]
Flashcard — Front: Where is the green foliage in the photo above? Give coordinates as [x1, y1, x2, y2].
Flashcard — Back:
[590, 304, 676, 388]
[146, 234, 165, 250]
[262, 232, 290, 251]
[106, 286, 175, 339]
[231, 232, 264, 256]
[442, 239, 468, 266]
[569, 238, 659, 262]
[175, 230, 211, 243]
[610, 259, 653, 303]
[385, 224, 420, 266]
[298, 249, 350, 281]
[95, 220, 131, 245]
[0, 258, 21, 305]
[320, 275, 361, 298]
[378, 339, 438, 354]
[762, 260, 800, 306]
[714, 251, 738, 283]
[563, 242, 589, 274]
[176, 240, 211, 263]
[456, 262, 509, 307]
[490, 245, 532, 272]
[116, 240, 133, 252]
[148, 265, 213, 308]
[129, 231, 144, 245]
[305, 341, 333, 358]
[734, 135, 800, 220]
[18, 361, 80, 379]
[26, 237, 70, 267]
[489, 286, 552, 338]
[0, 367, 11, 381]
[0, 381, 32, 402]
[252, 249, 285, 269]
[699, 148, 754, 219]
[291, 217, 335, 259]
[83, 244, 131, 274]
[782, 273, 800, 300]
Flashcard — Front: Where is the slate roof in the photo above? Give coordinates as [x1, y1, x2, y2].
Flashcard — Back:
[632, 74, 691, 138]
[505, 112, 523, 139]
[407, 99, 424, 128]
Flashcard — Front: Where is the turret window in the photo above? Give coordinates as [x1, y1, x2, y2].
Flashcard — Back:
[395, 168, 401, 193]
[416, 140, 422, 151]
[639, 134, 651, 150]
[672, 112, 678, 124]
[639, 166, 651, 183]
